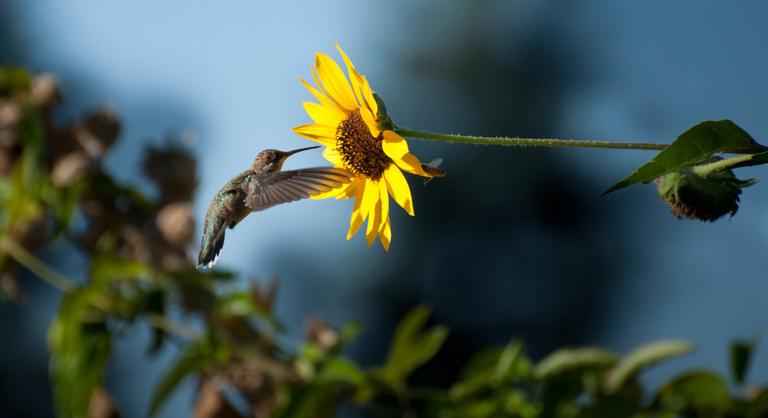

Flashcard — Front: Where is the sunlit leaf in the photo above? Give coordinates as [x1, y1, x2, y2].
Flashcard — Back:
[48, 288, 112, 418]
[0, 66, 32, 95]
[534, 347, 618, 380]
[318, 357, 366, 386]
[603, 120, 766, 195]
[605, 340, 694, 392]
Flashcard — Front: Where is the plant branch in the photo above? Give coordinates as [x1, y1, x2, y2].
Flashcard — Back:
[2, 236, 199, 340]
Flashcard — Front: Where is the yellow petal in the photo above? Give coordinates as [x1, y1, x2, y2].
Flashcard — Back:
[299, 77, 347, 120]
[335, 44, 365, 108]
[322, 147, 342, 166]
[365, 188, 382, 246]
[381, 131, 431, 177]
[336, 177, 359, 199]
[346, 179, 370, 239]
[359, 75, 378, 116]
[383, 163, 414, 216]
[380, 217, 391, 251]
[315, 53, 358, 111]
[378, 179, 389, 234]
[292, 124, 336, 146]
[303, 101, 344, 126]
[360, 106, 381, 138]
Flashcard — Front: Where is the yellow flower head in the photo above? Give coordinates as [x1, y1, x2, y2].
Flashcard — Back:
[293, 44, 433, 251]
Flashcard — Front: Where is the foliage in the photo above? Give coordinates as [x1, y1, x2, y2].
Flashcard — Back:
[3, 67, 768, 418]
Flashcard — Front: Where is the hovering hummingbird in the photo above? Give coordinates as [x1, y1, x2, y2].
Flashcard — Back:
[197, 146, 350, 268]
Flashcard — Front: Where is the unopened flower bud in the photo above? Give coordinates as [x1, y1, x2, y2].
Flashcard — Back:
[29, 74, 61, 109]
[155, 202, 195, 247]
[51, 152, 90, 187]
[143, 141, 198, 203]
[74, 107, 121, 158]
[656, 162, 757, 222]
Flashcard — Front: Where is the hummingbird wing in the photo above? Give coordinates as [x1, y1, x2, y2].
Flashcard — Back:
[245, 167, 350, 211]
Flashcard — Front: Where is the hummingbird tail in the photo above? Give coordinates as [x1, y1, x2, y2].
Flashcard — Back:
[197, 219, 227, 269]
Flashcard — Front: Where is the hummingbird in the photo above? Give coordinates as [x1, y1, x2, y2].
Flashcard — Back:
[197, 146, 350, 268]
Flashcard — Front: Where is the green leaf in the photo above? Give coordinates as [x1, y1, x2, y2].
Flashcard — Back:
[0, 66, 32, 95]
[318, 357, 366, 386]
[48, 288, 112, 418]
[656, 371, 730, 414]
[376, 305, 449, 390]
[215, 291, 270, 319]
[450, 341, 532, 399]
[730, 337, 757, 385]
[534, 347, 618, 380]
[149, 335, 228, 416]
[90, 255, 149, 285]
[605, 340, 694, 392]
[603, 120, 766, 195]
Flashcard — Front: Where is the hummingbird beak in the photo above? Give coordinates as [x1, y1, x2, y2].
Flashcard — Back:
[284, 145, 321, 157]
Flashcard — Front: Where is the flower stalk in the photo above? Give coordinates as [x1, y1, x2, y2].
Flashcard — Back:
[394, 127, 668, 151]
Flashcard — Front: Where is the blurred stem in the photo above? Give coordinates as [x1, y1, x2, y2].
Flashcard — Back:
[1, 236, 199, 340]
[1, 237, 75, 291]
[394, 127, 668, 151]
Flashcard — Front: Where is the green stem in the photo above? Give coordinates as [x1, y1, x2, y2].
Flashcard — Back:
[1, 237, 75, 291]
[394, 128, 668, 151]
[694, 152, 768, 175]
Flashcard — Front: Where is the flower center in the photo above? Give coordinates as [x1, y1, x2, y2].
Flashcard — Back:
[336, 110, 390, 180]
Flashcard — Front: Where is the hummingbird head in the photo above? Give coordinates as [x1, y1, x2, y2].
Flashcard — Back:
[252, 146, 320, 171]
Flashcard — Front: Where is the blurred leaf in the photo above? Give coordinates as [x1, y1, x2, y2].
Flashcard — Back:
[656, 370, 730, 415]
[0, 66, 32, 95]
[534, 347, 618, 380]
[149, 335, 229, 416]
[144, 288, 167, 355]
[318, 357, 366, 386]
[376, 305, 449, 391]
[747, 388, 768, 418]
[603, 120, 766, 195]
[450, 342, 532, 400]
[215, 291, 270, 319]
[605, 340, 694, 392]
[91, 255, 149, 285]
[730, 337, 757, 385]
[48, 288, 112, 418]
[573, 394, 645, 418]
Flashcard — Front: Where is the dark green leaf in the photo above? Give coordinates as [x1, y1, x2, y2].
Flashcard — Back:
[149, 335, 228, 416]
[656, 370, 730, 414]
[144, 289, 167, 355]
[376, 305, 449, 390]
[730, 337, 757, 385]
[605, 340, 694, 392]
[534, 347, 618, 380]
[603, 120, 766, 195]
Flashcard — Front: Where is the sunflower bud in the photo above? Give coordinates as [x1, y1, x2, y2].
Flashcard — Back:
[373, 93, 394, 131]
[656, 161, 757, 221]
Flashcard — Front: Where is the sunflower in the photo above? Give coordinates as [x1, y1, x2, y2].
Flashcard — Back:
[292, 44, 434, 250]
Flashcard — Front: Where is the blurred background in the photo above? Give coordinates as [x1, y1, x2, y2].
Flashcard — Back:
[2, 1, 768, 417]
